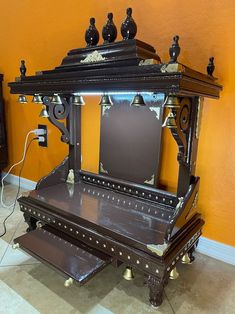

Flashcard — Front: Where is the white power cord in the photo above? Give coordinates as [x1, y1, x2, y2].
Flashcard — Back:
[0, 129, 42, 208]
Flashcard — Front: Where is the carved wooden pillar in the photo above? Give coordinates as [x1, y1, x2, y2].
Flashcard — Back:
[67, 97, 81, 183]
[23, 213, 37, 232]
[146, 275, 165, 308]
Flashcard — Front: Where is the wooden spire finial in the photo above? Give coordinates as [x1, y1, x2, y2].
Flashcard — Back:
[121, 7, 137, 40]
[20, 60, 26, 77]
[102, 12, 117, 43]
[207, 57, 215, 76]
[85, 17, 100, 46]
[169, 35, 181, 63]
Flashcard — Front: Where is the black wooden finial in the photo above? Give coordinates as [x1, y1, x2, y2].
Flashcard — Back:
[85, 17, 99, 47]
[121, 7, 137, 40]
[169, 35, 181, 63]
[20, 60, 26, 77]
[102, 12, 117, 43]
[207, 57, 215, 76]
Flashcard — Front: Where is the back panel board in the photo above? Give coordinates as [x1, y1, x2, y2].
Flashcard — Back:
[99, 93, 165, 186]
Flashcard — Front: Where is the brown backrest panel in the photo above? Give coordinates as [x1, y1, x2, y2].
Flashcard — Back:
[99, 93, 165, 186]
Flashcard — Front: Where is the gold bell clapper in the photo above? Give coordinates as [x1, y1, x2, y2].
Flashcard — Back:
[165, 95, 180, 109]
[64, 277, 74, 287]
[123, 266, 134, 280]
[181, 253, 192, 264]
[169, 267, 179, 280]
[162, 111, 177, 128]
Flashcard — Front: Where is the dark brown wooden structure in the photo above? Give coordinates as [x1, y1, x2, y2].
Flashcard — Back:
[0, 74, 7, 178]
[8, 9, 222, 308]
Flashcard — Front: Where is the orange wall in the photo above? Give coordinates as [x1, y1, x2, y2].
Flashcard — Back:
[0, 0, 234, 246]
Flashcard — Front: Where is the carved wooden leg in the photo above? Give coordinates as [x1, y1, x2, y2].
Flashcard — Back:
[23, 213, 37, 232]
[146, 275, 164, 308]
[188, 239, 199, 263]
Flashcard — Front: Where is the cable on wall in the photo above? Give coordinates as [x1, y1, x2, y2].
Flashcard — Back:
[0, 132, 38, 237]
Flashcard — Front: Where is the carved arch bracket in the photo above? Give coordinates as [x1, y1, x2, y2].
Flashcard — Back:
[170, 98, 191, 165]
[43, 96, 70, 143]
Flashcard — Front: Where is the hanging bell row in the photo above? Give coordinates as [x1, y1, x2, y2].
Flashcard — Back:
[18, 93, 181, 107]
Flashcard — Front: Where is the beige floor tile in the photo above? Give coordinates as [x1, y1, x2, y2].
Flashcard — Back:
[0, 280, 40, 314]
[165, 253, 235, 314]
[0, 218, 39, 266]
[0, 238, 9, 263]
[0, 263, 173, 314]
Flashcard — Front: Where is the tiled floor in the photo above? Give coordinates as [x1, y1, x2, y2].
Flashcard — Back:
[0, 184, 235, 314]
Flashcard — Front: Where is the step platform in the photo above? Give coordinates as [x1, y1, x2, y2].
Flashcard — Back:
[14, 225, 112, 285]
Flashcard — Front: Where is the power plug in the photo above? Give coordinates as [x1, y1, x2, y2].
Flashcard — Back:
[37, 124, 48, 147]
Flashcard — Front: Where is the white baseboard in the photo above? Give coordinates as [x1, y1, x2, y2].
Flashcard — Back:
[2, 172, 37, 190]
[2, 173, 235, 265]
[197, 237, 235, 266]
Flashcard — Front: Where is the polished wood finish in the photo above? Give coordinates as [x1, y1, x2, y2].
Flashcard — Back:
[15, 225, 111, 284]
[0, 74, 7, 178]
[8, 10, 222, 307]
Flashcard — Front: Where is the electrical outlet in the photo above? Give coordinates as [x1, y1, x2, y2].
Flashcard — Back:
[38, 124, 48, 147]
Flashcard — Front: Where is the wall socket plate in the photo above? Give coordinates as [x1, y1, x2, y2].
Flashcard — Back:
[38, 124, 48, 147]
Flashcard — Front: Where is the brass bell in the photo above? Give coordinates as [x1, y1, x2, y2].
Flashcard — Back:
[12, 243, 20, 249]
[18, 94, 28, 104]
[123, 266, 134, 280]
[99, 94, 113, 106]
[165, 95, 180, 108]
[32, 94, 43, 104]
[39, 105, 49, 118]
[181, 253, 191, 264]
[162, 111, 177, 128]
[71, 95, 85, 106]
[131, 93, 146, 107]
[51, 94, 62, 104]
[64, 277, 74, 287]
[169, 267, 179, 280]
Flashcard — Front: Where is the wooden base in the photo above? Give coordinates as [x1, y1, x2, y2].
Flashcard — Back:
[17, 181, 203, 307]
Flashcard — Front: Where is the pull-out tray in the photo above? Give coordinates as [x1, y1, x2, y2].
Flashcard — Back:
[14, 226, 112, 285]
